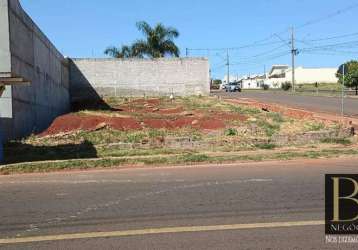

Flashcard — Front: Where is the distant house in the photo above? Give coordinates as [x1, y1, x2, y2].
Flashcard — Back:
[241, 74, 266, 89]
[220, 75, 242, 89]
[221, 65, 338, 90]
[265, 65, 338, 87]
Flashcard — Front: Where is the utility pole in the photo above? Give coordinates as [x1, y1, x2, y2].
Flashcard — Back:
[264, 65, 266, 76]
[226, 49, 230, 84]
[291, 27, 296, 92]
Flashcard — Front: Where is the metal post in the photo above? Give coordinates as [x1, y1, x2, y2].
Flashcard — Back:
[341, 64, 345, 118]
[226, 49, 230, 84]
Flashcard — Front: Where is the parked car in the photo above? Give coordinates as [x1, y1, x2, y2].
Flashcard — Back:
[225, 82, 242, 92]
[221, 83, 229, 90]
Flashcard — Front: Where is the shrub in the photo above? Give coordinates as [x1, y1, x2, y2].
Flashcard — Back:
[225, 128, 238, 136]
[281, 82, 292, 91]
[262, 84, 270, 90]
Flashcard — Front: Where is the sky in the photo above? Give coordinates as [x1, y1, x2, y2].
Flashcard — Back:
[20, 0, 358, 79]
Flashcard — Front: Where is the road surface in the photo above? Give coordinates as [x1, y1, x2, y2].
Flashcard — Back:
[1, 158, 358, 249]
[215, 91, 358, 117]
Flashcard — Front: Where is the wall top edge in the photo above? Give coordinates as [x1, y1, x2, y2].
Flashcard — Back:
[70, 57, 209, 62]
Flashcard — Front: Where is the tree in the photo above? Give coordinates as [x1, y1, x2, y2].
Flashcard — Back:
[212, 79, 222, 86]
[336, 60, 358, 95]
[132, 21, 180, 58]
[105, 21, 180, 59]
[104, 45, 142, 58]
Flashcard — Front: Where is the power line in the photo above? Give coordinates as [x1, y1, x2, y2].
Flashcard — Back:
[211, 63, 227, 71]
[300, 40, 358, 52]
[296, 2, 358, 30]
[189, 2, 358, 77]
[187, 40, 286, 52]
[230, 51, 290, 65]
[301, 50, 358, 56]
[188, 2, 358, 55]
[298, 31, 358, 43]
[231, 44, 288, 61]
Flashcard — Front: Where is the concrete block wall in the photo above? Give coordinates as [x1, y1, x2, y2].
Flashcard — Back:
[0, 0, 70, 139]
[70, 58, 210, 102]
[0, 0, 11, 77]
[0, 0, 209, 140]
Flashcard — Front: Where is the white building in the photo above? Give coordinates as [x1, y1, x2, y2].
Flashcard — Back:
[265, 65, 338, 88]
[241, 74, 266, 89]
[220, 75, 242, 89]
[221, 65, 338, 90]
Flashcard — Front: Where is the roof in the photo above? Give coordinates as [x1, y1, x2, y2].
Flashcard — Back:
[269, 65, 289, 76]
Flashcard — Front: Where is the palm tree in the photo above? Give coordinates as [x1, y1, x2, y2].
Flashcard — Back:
[132, 21, 180, 58]
[104, 45, 139, 58]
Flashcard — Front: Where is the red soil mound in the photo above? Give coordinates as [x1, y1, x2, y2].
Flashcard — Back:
[195, 118, 226, 130]
[213, 112, 248, 122]
[142, 116, 226, 130]
[130, 98, 161, 106]
[107, 117, 142, 131]
[171, 117, 197, 128]
[41, 114, 141, 136]
[40, 98, 247, 136]
[158, 107, 185, 115]
[142, 118, 174, 129]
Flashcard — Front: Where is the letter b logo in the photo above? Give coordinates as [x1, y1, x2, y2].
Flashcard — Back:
[326, 174, 358, 234]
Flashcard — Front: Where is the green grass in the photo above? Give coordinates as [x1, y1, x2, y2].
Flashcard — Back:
[256, 119, 281, 137]
[304, 121, 325, 131]
[255, 143, 276, 150]
[96, 148, 186, 158]
[267, 112, 285, 123]
[320, 138, 352, 145]
[2, 148, 358, 175]
[297, 83, 341, 91]
[228, 105, 261, 115]
[180, 96, 217, 110]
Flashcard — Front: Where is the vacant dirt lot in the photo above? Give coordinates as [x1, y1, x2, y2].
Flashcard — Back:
[3, 96, 357, 173]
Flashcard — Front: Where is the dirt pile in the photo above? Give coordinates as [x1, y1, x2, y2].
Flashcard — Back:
[40, 114, 141, 136]
[40, 98, 249, 136]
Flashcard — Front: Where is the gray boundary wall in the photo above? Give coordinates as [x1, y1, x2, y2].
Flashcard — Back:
[0, 0, 70, 139]
[70, 58, 210, 101]
[0, 0, 11, 76]
[0, 0, 210, 140]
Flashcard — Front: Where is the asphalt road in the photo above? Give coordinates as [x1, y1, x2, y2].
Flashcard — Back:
[1, 158, 358, 249]
[215, 91, 358, 117]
